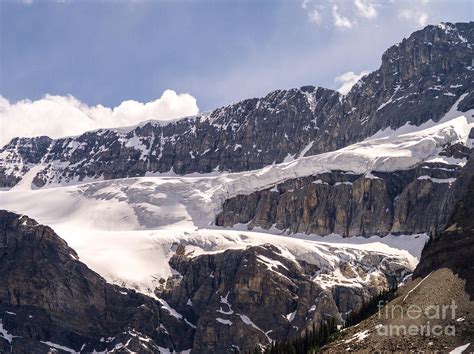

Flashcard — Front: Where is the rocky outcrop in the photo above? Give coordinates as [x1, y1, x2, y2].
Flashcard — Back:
[1, 22, 473, 188]
[216, 161, 466, 237]
[0, 136, 51, 188]
[160, 243, 410, 353]
[414, 176, 474, 298]
[0, 210, 194, 353]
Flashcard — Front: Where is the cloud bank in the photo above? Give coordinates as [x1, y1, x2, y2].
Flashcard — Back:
[335, 70, 370, 95]
[0, 90, 199, 146]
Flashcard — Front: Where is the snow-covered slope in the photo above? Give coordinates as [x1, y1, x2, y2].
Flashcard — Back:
[0, 171, 428, 294]
[2, 100, 471, 293]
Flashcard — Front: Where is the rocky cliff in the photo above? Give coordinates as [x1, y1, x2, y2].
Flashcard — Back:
[159, 243, 409, 353]
[216, 152, 473, 237]
[414, 174, 474, 299]
[0, 22, 472, 188]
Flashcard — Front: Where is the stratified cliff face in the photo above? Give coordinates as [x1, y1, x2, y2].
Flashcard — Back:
[216, 156, 471, 237]
[1, 22, 472, 188]
[414, 175, 474, 298]
[337, 21, 474, 139]
[0, 210, 194, 353]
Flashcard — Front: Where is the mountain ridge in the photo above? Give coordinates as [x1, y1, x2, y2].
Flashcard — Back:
[1, 22, 473, 188]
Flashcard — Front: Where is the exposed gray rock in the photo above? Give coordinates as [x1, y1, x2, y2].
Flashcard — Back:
[414, 152, 474, 298]
[216, 161, 467, 237]
[160, 243, 410, 353]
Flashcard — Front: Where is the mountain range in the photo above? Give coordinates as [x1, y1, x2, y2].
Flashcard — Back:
[0, 22, 473, 353]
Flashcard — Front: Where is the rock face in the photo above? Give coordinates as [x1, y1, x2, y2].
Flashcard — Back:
[1, 22, 473, 188]
[414, 173, 474, 298]
[0, 136, 51, 188]
[216, 160, 468, 237]
[160, 243, 410, 353]
[0, 210, 194, 353]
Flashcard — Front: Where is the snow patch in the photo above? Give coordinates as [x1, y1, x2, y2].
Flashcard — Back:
[216, 318, 233, 326]
[286, 310, 297, 323]
[0, 321, 19, 344]
[40, 341, 78, 353]
[449, 343, 471, 354]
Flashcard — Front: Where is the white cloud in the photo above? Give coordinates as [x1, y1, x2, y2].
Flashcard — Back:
[335, 70, 370, 95]
[302, 0, 324, 26]
[398, 0, 430, 28]
[354, 0, 377, 19]
[399, 9, 429, 27]
[0, 90, 199, 146]
[308, 9, 322, 25]
[332, 5, 353, 29]
[303, 0, 436, 30]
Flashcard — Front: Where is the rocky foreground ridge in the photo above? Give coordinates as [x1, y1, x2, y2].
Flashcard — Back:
[0, 22, 473, 188]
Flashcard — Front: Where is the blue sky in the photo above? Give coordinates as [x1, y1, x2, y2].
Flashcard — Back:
[1, 0, 473, 112]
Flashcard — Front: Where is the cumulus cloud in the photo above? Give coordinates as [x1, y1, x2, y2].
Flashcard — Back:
[354, 0, 377, 19]
[335, 70, 370, 95]
[0, 90, 199, 146]
[332, 5, 353, 29]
